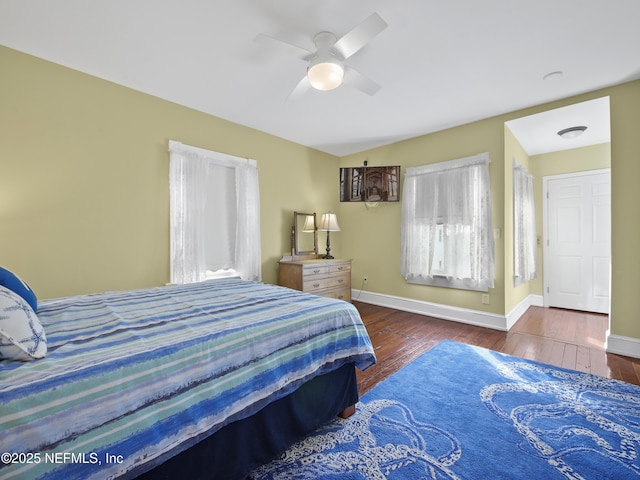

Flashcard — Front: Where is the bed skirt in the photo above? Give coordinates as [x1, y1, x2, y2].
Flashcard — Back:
[135, 362, 358, 480]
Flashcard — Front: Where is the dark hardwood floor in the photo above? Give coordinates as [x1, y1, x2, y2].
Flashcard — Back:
[354, 301, 640, 395]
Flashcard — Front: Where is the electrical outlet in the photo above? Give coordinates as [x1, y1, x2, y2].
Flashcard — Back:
[481, 294, 490, 305]
[363, 276, 368, 284]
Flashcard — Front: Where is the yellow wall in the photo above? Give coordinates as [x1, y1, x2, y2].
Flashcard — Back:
[341, 117, 506, 313]
[609, 81, 640, 339]
[503, 125, 531, 313]
[2, 46, 639, 341]
[0, 46, 340, 298]
[340, 81, 640, 340]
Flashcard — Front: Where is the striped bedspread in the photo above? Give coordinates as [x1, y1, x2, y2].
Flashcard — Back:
[0, 279, 376, 480]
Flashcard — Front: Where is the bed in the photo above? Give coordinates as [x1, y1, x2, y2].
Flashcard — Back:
[0, 278, 376, 480]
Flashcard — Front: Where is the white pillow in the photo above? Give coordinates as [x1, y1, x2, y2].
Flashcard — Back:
[0, 285, 47, 361]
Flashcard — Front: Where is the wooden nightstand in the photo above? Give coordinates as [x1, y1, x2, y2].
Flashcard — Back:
[278, 258, 352, 302]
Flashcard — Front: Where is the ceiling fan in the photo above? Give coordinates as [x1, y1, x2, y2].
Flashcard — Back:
[255, 12, 388, 99]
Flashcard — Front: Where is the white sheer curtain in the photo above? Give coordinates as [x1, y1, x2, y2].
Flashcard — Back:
[400, 152, 495, 291]
[169, 140, 261, 284]
[513, 159, 538, 286]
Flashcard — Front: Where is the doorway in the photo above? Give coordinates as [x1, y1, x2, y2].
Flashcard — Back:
[505, 96, 611, 323]
[543, 169, 611, 314]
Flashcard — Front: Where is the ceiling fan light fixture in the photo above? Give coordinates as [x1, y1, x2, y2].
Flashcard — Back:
[307, 56, 344, 91]
[557, 126, 587, 139]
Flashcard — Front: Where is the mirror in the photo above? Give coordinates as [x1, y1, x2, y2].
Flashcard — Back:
[292, 212, 318, 256]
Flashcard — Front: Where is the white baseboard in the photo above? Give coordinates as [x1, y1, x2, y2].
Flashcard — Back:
[506, 294, 543, 330]
[352, 289, 509, 331]
[352, 290, 545, 333]
[607, 334, 640, 359]
[352, 289, 640, 360]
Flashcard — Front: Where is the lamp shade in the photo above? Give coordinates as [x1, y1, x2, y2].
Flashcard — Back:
[302, 215, 315, 232]
[319, 213, 341, 232]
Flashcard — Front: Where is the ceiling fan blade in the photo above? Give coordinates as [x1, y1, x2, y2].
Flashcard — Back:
[342, 67, 381, 96]
[333, 13, 388, 59]
[254, 33, 314, 60]
[287, 75, 311, 100]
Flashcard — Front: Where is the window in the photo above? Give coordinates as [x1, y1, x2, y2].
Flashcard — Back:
[400, 153, 495, 291]
[168, 140, 261, 284]
[513, 160, 538, 286]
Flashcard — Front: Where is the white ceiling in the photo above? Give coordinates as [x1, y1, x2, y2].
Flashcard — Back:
[1, 0, 638, 157]
[506, 96, 611, 156]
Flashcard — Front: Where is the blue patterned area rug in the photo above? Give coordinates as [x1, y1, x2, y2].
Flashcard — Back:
[251, 340, 640, 480]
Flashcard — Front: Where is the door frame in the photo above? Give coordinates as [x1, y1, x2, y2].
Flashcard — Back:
[542, 168, 611, 311]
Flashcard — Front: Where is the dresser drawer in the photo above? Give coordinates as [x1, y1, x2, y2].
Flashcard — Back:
[320, 287, 351, 302]
[303, 272, 349, 292]
[301, 264, 330, 276]
[329, 263, 351, 274]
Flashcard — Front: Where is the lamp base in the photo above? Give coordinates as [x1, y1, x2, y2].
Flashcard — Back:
[323, 230, 334, 260]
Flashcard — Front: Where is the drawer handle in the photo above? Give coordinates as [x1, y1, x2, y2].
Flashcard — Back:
[337, 266, 344, 271]
[313, 283, 320, 288]
[313, 269, 321, 274]
[338, 279, 344, 283]
[337, 295, 344, 299]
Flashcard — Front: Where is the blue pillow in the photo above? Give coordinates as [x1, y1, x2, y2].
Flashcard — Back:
[0, 266, 37, 312]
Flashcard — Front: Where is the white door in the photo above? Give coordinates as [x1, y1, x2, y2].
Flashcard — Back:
[544, 169, 611, 313]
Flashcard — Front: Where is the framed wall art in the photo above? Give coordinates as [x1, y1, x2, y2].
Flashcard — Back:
[340, 165, 400, 202]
